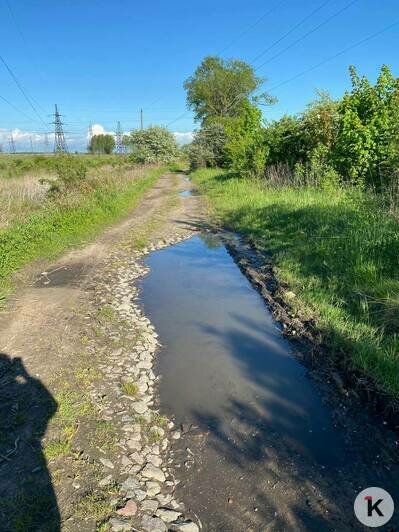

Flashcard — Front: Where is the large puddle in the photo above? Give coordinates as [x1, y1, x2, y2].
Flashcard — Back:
[140, 234, 352, 529]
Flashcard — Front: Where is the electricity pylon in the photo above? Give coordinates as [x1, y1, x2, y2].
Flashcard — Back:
[52, 104, 68, 153]
[9, 135, 15, 153]
[115, 121, 125, 154]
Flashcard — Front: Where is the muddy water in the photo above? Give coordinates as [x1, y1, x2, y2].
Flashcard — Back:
[140, 234, 397, 531]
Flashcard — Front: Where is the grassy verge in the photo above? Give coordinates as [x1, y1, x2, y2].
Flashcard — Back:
[0, 164, 165, 299]
[192, 168, 399, 401]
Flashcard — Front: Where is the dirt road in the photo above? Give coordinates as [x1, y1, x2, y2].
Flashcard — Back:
[0, 171, 397, 531]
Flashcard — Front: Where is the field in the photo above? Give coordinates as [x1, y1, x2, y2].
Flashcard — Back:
[0, 154, 165, 299]
[192, 168, 399, 401]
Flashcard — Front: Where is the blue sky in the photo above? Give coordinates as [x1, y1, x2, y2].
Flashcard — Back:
[0, 0, 398, 151]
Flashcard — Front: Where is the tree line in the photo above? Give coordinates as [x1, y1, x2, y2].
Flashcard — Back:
[185, 56, 399, 192]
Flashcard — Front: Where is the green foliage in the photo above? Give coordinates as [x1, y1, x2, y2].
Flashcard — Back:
[89, 134, 116, 155]
[224, 103, 267, 178]
[192, 168, 399, 400]
[187, 122, 227, 170]
[184, 56, 271, 124]
[332, 65, 399, 189]
[0, 166, 165, 299]
[126, 126, 179, 164]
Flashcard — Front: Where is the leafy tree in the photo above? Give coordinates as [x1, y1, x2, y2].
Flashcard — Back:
[89, 134, 115, 154]
[224, 102, 267, 178]
[184, 56, 273, 124]
[332, 65, 399, 188]
[264, 115, 303, 168]
[125, 126, 179, 164]
[187, 122, 227, 170]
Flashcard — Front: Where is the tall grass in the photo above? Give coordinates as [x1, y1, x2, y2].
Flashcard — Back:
[0, 162, 165, 299]
[192, 168, 399, 400]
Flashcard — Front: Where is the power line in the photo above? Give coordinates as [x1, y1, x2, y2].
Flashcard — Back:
[254, 0, 360, 71]
[251, 0, 333, 65]
[0, 54, 48, 128]
[270, 20, 399, 91]
[0, 94, 39, 124]
[217, 0, 288, 55]
[4, 0, 48, 115]
[166, 0, 338, 127]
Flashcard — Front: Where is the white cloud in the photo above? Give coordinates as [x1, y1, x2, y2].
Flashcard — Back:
[173, 131, 194, 146]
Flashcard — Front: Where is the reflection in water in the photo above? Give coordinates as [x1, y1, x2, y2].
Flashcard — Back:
[179, 190, 192, 197]
[141, 235, 343, 465]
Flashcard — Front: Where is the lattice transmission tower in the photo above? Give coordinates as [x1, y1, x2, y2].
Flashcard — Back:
[52, 104, 68, 154]
[115, 121, 125, 154]
[9, 135, 15, 153]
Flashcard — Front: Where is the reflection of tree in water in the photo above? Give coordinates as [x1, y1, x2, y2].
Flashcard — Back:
[200, 232, 223, 250]
[0, 353, 60, 531]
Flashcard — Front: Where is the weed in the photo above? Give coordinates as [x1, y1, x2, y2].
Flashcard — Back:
[121, 381, 139, 396]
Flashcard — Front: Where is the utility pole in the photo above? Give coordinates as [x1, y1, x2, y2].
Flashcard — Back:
[87, 123, 93, 152]
[140, 108, 143, 130]
[29, 135, 34, 153]
[9, 134, 15, 153]
[52, 104, 68, 154]
[115, 121, 125, 154]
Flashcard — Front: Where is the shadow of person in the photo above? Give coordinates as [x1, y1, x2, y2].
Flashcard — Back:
[0, 353, 60, 531]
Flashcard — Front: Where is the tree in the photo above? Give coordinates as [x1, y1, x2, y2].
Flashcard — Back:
[187, 122, 227, 170]
[125, 126, 179, 164]
[224, 102, 267, 178]
[332, 65, 399, 188]
[184, 56, 272, 124]
[89, 134, 115, 154]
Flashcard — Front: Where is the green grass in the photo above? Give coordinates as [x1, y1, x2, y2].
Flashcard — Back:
[192, 168, 399, 400]
[121, 381, 139, 396]
[0, 165, 165, 299]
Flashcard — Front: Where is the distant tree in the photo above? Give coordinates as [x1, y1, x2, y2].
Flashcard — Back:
[187, 122, 227, 170]
[89, 134, 115, 154]
[125, 126, 179, 164]
[184, 56, 274, 124]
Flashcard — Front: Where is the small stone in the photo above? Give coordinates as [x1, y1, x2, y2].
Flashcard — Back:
[133, 488, 147, 502]
[157, 493, 173, 506]
[98, 474, 113, 487]
[117, 499, 138, 517]
[146, 481, 161, 497]
[100, 458, 115, 469]
[127, 440, 142, 451]
[109, 518, 131, 532]
[150, 426, 165, 438]
[171, 431, 181, 440]
[141, 499, 159, 513]
[121, 456, 132, 467]
[141, 464, 166, 482]
[147, 454, 162, 467]
[132, 402, 148, 414]
[121, 476, 140, 492]
[169, 521, 199, 532]
[141, 516, 167, 532]
[155, 508, 182, 523]
[129, 452, 145, 465]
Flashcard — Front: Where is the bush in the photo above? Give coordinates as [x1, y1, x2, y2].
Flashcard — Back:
[224, 102, 267, 178]
[126, 126, 179, 164]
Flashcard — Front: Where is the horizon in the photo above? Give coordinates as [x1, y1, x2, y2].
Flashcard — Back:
[0, 0, 398, 152]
